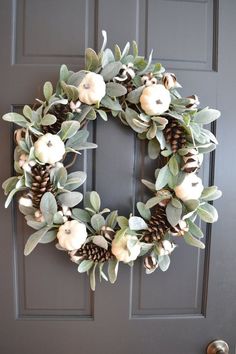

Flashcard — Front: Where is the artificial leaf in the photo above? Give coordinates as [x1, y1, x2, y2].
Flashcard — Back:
[168, 155, 179, 176]
[85, 48, 99, 71]
[129, 216, 148, 231]
[106, 82, 127, 97]
[40, 192, 57, 224]
[91, 214, 105, 232]
[64, 171, 87, 191]
[24, 226, 50, 255]
[126, 86, 144, 104]
[96, 109, 108, 121]
[108, 259, 119, 283]
[39, 229, 57, 244]
[137, 202, 151, 220]
[100, 61, 122, 81]
[41, 114, 57, 126]
[90, 264, 97, 291]
[101, 95, 122, 111]
[166, 202, 182, 227]
[93, 235, 108, 250]
[43, 81, 53, 101]
[59, 121, 80, 141]
[183, 232, 205, 249]
[193, 108, 221, 125]
[2, 176, 18, 195]
[197, 203, 218, 223]
[90, 191, 101, 212]
[155, 165, 170, 190]
[106, 210, 118, 228]
[57, 192, 83, 208]
[158, 255, 170, 272]
[187, 220, 204, 239]
[72, 208, 91, 222]
[78, 260, 94, 273]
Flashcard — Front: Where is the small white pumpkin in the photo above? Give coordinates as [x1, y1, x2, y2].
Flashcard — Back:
[112, 234, 141, 263]
[174, 173, 204, 202]
[78, 72, 106, 105]
[34, 133, 65, 164]
[57, 220, 87, 251]
[140, 84, 171, 116]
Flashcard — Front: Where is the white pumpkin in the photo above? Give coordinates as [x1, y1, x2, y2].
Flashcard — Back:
[140, 84, 171, 116]
[34, 133, 65, 164]
[57, 220, 87, 251]
[78, 72, 106, 105]
[174, 173, 204, 202]
[112, 234, 141, 263]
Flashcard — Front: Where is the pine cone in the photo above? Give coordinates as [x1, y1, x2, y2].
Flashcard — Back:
[30, 164, 53, 208]
[42, 104, 70, 134]
[76, 243, 113, 263]
[143, 205, 170, 243]
[164, 119, 187, 153]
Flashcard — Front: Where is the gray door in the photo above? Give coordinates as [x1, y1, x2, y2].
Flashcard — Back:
[0, 1, 235, 353]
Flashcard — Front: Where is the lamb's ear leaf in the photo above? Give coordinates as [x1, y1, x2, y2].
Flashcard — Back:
[100, 61, 122, 81]
[59, 121, 80, 141]
[72, 208, 91, 223]
[43, 81, 53, 101]
[2, 112, 28, 125]
[57, 192, 83, 208]
[108, 259, 119, 284]
[40, 192, 57, 224]
[197, 203, 218, 223]
[137, 202, 151, 220]
[166, 202, 182, 227]
[193, 108, 221, 125]
[85, 48, 99, 71]
[91, 214, 105, 232]
[89, 264, 97, 291]
[158, 255, 170, 272]
[78, 260, 94, 273]
[129, 216, 148, 231]
[183, 232, 205, 249]
[155, 165, 171, 190]
[90, 191, 101, 212]
[106, 210, 118, 228]
[24, 226, 50, 256]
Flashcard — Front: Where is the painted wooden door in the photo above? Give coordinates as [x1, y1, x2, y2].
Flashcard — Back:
[0, 1, 235, 353]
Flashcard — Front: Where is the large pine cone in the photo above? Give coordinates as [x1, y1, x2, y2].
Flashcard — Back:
[163, 119, 187, 153]
[143, 205, 170, 243]
[76, 243, 113, 263]
[42, 104, 70, 134]
[143, 204, 188, 243]
[30, 164, 53, 208]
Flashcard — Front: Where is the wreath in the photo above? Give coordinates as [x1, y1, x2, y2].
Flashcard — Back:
[2, 31, 222, 290]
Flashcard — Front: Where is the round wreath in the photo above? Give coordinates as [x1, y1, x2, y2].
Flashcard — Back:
[2, 31, 222, 290]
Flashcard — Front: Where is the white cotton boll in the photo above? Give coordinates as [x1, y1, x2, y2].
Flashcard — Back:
[19, 196, 33, 207]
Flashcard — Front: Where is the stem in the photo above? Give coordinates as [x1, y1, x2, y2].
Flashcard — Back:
[65, 153, 77, 169]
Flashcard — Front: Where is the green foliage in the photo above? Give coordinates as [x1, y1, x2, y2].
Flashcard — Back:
[40, 192, 57, 225]
[57, 192, 83, 208]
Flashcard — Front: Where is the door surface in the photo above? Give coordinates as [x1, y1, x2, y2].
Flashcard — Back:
[0, 1, 235, 354]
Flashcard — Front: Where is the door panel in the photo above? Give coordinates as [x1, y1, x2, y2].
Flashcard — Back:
[0, 1, 235, 353]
